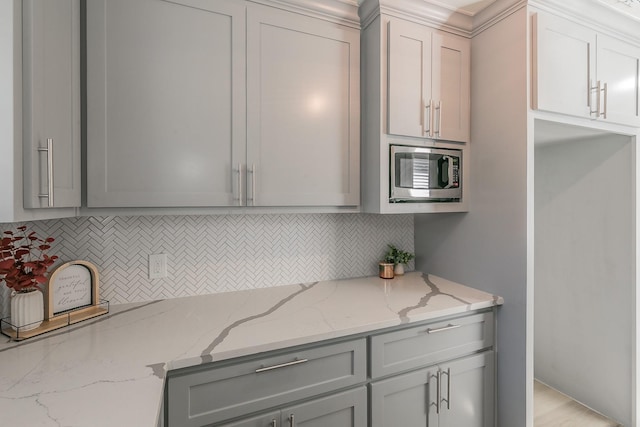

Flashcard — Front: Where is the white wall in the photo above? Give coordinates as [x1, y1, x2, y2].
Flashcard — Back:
[534, 132, 633, 426]
[414, 6, 530, 426]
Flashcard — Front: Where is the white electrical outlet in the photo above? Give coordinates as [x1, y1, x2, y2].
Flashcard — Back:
[149, 253, 167, 279]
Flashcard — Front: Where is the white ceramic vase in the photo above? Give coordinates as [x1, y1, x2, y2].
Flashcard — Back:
[394, 263, 405, 276]
[10, 289, 44, 331]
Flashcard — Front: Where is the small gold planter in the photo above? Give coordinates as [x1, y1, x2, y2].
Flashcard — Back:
[378, 262, 395, 279]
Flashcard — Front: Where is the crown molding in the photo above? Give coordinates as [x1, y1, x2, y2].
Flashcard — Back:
[359, 0, 473, 36]
[528, 0, 640, 44]
[250, 0, 360, 28]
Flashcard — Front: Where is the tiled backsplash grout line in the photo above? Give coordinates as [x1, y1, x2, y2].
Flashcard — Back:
[0, 214, 414, 319]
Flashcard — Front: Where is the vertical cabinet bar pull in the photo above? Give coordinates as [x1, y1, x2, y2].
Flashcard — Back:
[436, 101, 443, 138]
[602, 82, 608, 119]
[37, 138, 54, 207]
[424, 100, 432, 136]
[587, 48, 591, 108]
[248, 164, 256, 206]
[590, 80, 601, 117]
[271, 419, 277, 427]
[442, 368, 451, 410]
[288, 414, 295, 427]
[436, 370, 441, 414]
[236, 163, 243, 206]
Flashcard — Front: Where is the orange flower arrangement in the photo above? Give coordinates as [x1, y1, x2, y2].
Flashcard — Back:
[0, 226, 58, 292]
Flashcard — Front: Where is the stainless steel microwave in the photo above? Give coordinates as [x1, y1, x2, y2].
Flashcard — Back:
[390, 145, 462, 202]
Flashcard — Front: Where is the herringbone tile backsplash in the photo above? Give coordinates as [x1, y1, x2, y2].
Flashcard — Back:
[0, 214, 413, 319]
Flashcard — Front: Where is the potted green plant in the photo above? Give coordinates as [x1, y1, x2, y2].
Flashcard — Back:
[384, 244, 415, 276]
[0, 226, 58, 331]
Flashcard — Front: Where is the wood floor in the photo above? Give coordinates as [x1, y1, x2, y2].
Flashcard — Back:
[534, 381, 622, 427]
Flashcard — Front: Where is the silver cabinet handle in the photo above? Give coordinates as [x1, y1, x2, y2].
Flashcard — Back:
[590, 80, 601, 117]
[271, 419, 277, 427]
[424, 100, 432, 136]
[424, 324, 461, 334]
[248, 163, 256, 206]
[602, 82, 608, 119]
[442, 368, 451, 410]
[255, 358, 308, 373]
[236, 163, 243, 206]
[288, 414, 295, 427]
[435, 370, 441, 414]
[436, 100, 442, 138]
[37, 138, 54, 207]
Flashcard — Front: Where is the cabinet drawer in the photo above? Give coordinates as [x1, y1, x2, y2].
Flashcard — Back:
[167, 338, 366, 427]
[370, 312, 493, 378]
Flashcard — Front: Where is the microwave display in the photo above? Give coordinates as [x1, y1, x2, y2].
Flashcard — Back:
[390, 145, 462, 202]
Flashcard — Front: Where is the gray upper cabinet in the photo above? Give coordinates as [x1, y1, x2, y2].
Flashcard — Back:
[532, 11, 640, 127]
[23, 0, 81, 209]
[86, 0, 246, 207]
[86, 0, 359, 208]
[246, 4, 360, 207]
[387, 17, 470, 143]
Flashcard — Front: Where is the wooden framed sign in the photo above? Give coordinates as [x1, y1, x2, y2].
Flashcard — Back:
[45, 260, 101, 321]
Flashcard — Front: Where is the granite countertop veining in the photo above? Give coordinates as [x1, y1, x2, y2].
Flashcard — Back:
[0, 272, 503, 427]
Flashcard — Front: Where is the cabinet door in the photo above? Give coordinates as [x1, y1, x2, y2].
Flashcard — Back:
[431, 32, 470, 143]
[370, 367, 438, 427]
[596, 34, 640, 127]
[387, 19, 432, 138]
[22, 0, 81, 208]
[438, 352, 494, 427]
[86, 0, 246, 207]
[246, 5, 360, 207]
[282, 387, 367, 427]
[219, 411, 279, 427]
[531, 12, 595, 119]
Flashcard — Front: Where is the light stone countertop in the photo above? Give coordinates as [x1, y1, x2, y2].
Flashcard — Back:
[0, 272, 503, 427]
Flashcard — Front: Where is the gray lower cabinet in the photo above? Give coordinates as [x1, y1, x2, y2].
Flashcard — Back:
[221, 388, 367, 427]
[370, 352, 494, 427]
[166, 310, 496, 427]
[166, 339, 366, 427]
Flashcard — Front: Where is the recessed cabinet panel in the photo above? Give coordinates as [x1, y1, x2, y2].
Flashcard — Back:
[86, 0, 246, 207]
[246, 5, 360, 206]
[532, 12, 595, 119]
[219, 411, 280, 427]
[386, 18, 470, 143]
[597, 34, 640, 127]
[282, 387, 367, 427]
[23, 0, 81, 209]
[370, 367, 437, 427]
[438, 352, 495, 427]
[532, 11, 640, 127]
[167, 339, 366, 427]
[370, 312, 493, 378]
[432, 33, 470, 143]
[387, 20, 431, 138]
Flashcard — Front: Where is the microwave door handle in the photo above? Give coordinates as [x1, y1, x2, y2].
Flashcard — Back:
[443, 156, 455, 189]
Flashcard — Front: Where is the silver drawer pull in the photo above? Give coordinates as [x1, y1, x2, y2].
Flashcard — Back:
[271, 419, 277, 427]
[289, 414, 295, 427]
[425, 324, 461, 334]
[255, 358, 308, 373]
